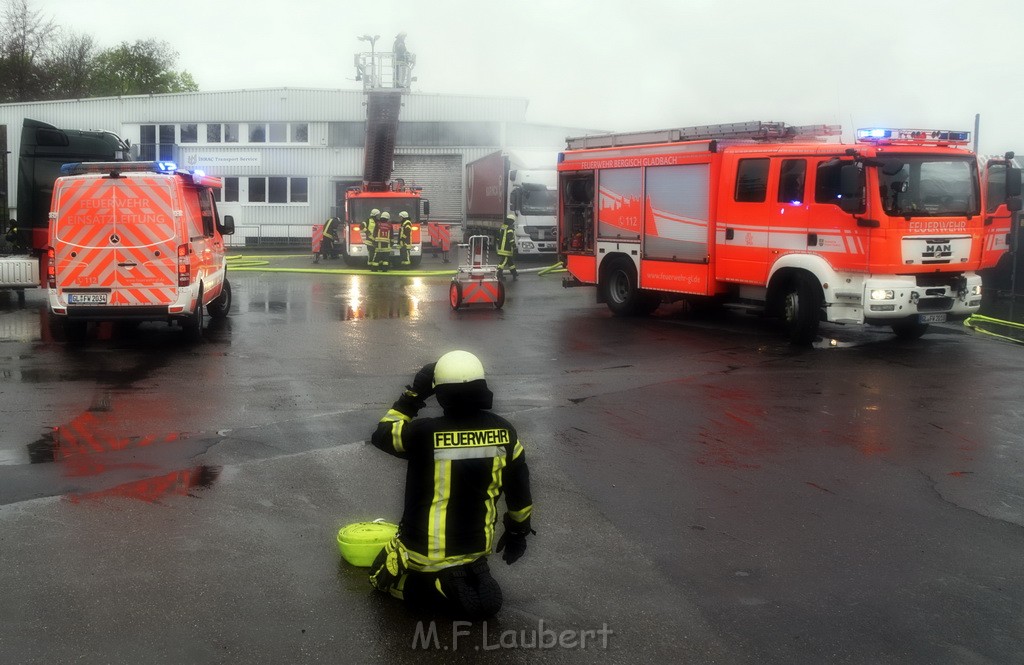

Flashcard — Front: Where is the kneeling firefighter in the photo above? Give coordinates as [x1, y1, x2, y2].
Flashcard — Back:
[368, 350, 535, 619]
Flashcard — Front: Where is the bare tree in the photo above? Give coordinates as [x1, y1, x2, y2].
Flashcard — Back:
[0, 0, 58, 102]
[46, 31, 97, 99]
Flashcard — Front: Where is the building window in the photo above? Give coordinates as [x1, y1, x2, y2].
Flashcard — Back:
[248, 177, 266, 202]
[140, 125, 156, 160]
[291, 123, 308, 143]
[268, 177, 288, 203]
[244, 177, 309, 205]
[269, 123, 287, 143]
[249, 124, 266, 143]
[158, 125, 175, 161]
[207, 124, 222, 143]
[224, 177, 239, 202]
[180, 124, 198, 144]
[225, 123, 239, 143]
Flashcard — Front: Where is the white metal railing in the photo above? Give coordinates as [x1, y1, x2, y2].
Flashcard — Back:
[224, 223, 314, 248]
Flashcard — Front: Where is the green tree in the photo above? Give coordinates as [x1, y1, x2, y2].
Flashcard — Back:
[90, 39, 199, 97]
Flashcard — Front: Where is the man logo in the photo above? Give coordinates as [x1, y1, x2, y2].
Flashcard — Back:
[924, 242, 951, 257]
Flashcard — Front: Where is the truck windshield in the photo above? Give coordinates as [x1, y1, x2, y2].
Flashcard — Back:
[518, 184, 557, 216]
[877, 156, 979, 217]
[348, 198, 419, 223]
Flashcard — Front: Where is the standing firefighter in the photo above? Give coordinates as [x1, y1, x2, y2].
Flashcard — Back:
[368, 350, 535, 619]
[364, 208, 381, 269]
[497, 214, 518, 280]
[371, 211, 393, 272]
[398, 211, 414, 267]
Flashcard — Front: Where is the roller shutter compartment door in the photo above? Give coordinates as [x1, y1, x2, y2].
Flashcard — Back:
[393, 155, 462, 223]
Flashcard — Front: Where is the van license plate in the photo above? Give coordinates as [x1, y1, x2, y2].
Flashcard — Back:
[68, 293, 108, 305]
[919, 313, 946, 324]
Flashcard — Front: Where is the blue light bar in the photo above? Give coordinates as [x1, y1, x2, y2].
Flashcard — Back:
[856, 128, 971, 145]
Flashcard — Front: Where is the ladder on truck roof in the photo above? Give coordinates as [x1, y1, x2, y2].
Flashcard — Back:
[354, 46, 416, 192]
[362, 90, 402, 190]
[565, 121, 841, 150]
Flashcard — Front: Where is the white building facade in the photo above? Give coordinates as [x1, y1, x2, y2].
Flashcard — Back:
[0, 88, 591, 245]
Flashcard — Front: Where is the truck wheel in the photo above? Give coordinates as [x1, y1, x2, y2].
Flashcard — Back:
[449, 281, 463, 310]
[208, 279, 232, 320]
[782, 273, 822, 345]
[184, 295, 204, 341]
[494, 281, 505, 309]
[891, 319, 929, 340]
[409, 255, 422, 269]
[602, 259, 657, 316]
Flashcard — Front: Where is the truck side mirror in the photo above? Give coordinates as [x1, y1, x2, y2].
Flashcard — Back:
[1008, 197, 1023, 213]
[218, 214, 235, 236]
[421, 200, 430, 217]
[838, 163, 865, 214]
[1005, 165, 1022, 198]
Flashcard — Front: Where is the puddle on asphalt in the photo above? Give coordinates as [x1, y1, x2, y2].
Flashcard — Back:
[334, 276, 429, 321]
[26, 393, 220, 504]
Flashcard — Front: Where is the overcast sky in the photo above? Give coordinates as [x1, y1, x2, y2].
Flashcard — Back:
[36, 0, 1024, 155]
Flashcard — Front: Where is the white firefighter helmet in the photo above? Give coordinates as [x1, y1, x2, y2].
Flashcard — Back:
[505, 214, 516, 224]
[370, 208, 381, 217]
[380, 211, 391, 221]
[432, 350, 485, 387]
[399, 211, 410, 220]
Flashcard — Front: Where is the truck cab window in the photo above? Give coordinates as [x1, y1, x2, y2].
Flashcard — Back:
[198, 190, 216, 237]
[778, 159, 806, 204]
[735, 158, 769, 202]
[815, 159, 844, 205]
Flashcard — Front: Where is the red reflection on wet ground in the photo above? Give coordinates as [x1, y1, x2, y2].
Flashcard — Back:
[66, 466, 220, 504]
[29, 394, 219, 503]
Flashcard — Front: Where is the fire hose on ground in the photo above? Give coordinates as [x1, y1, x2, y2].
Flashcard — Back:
[963, 314, 1024, 345]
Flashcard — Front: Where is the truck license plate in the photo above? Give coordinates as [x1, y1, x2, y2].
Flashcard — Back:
[68, 293, 108, 305]
[919, 313, 946, 324]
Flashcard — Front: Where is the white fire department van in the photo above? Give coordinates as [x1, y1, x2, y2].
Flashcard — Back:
[558, 122, 1022, 343]
[46, 161, 235, 339]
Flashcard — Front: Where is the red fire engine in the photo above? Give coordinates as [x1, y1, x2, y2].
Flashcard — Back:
[334, 47, 429, 267]
[558, 121, 1022, 343]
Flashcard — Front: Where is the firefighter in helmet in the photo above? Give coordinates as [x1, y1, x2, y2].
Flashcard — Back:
[364, 209, 381, 269]
[496, 214, 518, 280]
[321, 215, 341, 260]
[5, 219, 25, 254]
[372, 211, 394, 272]
[398, 211, 414, 267]
[368, 350, 534, 619]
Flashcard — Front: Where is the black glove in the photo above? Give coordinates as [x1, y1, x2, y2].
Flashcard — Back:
[409, 362, 436, 400]
[495, 514, 534, 565]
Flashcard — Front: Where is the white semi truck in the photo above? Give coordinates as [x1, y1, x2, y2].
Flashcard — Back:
[463, 149, 559, 256]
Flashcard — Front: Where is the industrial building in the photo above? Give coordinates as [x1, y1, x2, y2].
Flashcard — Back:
[0, 87, 593, 246]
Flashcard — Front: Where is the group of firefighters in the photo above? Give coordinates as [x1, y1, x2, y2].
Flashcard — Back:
[320, 210, 519, 277]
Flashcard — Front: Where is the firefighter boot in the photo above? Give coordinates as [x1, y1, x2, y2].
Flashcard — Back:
[512, 268, 518, 281]
[437, 558, 502, 620]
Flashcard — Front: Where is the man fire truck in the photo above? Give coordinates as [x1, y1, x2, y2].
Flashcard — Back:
[558, 121, 1021, 344]
[335, 45, 428, 268]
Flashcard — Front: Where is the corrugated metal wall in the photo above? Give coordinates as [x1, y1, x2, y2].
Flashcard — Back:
[0, 88, 592, 229]
[393, 155, 463, 223]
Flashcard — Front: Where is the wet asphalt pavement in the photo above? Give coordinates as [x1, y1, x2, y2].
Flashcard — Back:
[1, 251, 1023, 664]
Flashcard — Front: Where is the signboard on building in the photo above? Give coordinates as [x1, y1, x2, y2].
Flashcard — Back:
[181, 151, 262, 169]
